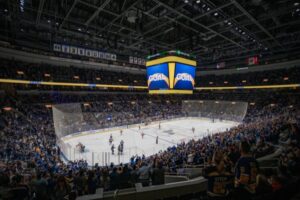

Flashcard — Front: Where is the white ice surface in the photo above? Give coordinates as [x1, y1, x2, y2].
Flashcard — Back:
[61, 118, 239, 166]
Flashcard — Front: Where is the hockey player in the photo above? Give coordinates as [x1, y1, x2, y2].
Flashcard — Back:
[111, 144, 115, 155]
[109, 134, 113, 145]
[120, 129, 123, 136]
[158, 122, 161, 130]
[141, 132, 145, 139]
[192, 127, 195, 134]
[118, 144, 123, 155]
[156, 136, 159, 144]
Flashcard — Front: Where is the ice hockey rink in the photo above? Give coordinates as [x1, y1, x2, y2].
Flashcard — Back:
[61, 118, 239, 166]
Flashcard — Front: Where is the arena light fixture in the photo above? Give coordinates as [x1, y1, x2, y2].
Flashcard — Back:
[294, 2, 299, 6]
[118, 79, 123, 82]
[20, 0, 25, 12]
[44, 73, 51, 77]
[250, 102, 255, 106]
[3, 107, 12, 111]
[17, 71, 24, 75]
[134, 80, 138, 83]
[45, 105, 52, 108]
[242, 80, 247, 83]
[73, 76, 79, 79]
[224, 81, 228, 84]
[196, 0, 201, 3]
[96, 77, 101, 80]
[263, 78, 268, 82]
[214, 12, 218, 16]
[209, 82, 213, 84]
[283, 77, 289, 80]
[4, 9, 8, 12]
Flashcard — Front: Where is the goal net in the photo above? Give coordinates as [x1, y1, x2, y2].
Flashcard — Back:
[182, 100, 248, 122]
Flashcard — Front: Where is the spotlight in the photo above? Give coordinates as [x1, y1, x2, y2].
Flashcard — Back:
[196, 0, 201, 3]
[78, 28, 82, 31]
[228, 22, 231, 25]
[294, 2, 299, 6]
[202, 4, 206, 8]
[47, 19, 51, 23]
[242, 32, 245, 34]
[184, 0, 188, 3]
[296, 8, 300, 12]
[214, 12, 218, 16]
[207, 7, 210, 11]
[4, 9, 8, 12]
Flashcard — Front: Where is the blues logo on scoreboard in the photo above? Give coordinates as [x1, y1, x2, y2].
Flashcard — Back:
[146, 56, 196, 94]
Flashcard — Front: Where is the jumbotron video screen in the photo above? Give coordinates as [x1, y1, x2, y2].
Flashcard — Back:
[146, 56, 196, 94]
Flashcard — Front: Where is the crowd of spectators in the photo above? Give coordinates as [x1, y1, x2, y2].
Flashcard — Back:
[197, 67, 300, 87]
[0, 92, 299, 199]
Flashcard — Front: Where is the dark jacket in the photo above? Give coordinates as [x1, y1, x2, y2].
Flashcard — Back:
[151, 167, 165, 185]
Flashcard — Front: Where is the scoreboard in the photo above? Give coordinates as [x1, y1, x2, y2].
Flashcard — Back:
[146, 56, 196, 94]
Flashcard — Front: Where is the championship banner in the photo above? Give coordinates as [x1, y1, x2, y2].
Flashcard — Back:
[53, 43, 117, 61]
[247, 56, 258, 65]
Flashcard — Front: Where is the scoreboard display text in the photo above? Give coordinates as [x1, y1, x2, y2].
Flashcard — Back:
[146, 56, 196, 94]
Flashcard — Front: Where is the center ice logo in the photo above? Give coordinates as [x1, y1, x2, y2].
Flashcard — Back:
[148, 73, 169, 87]
[174, 73, 195, 87]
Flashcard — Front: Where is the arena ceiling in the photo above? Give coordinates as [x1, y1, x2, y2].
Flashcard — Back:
[1, 0, 300, 67]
